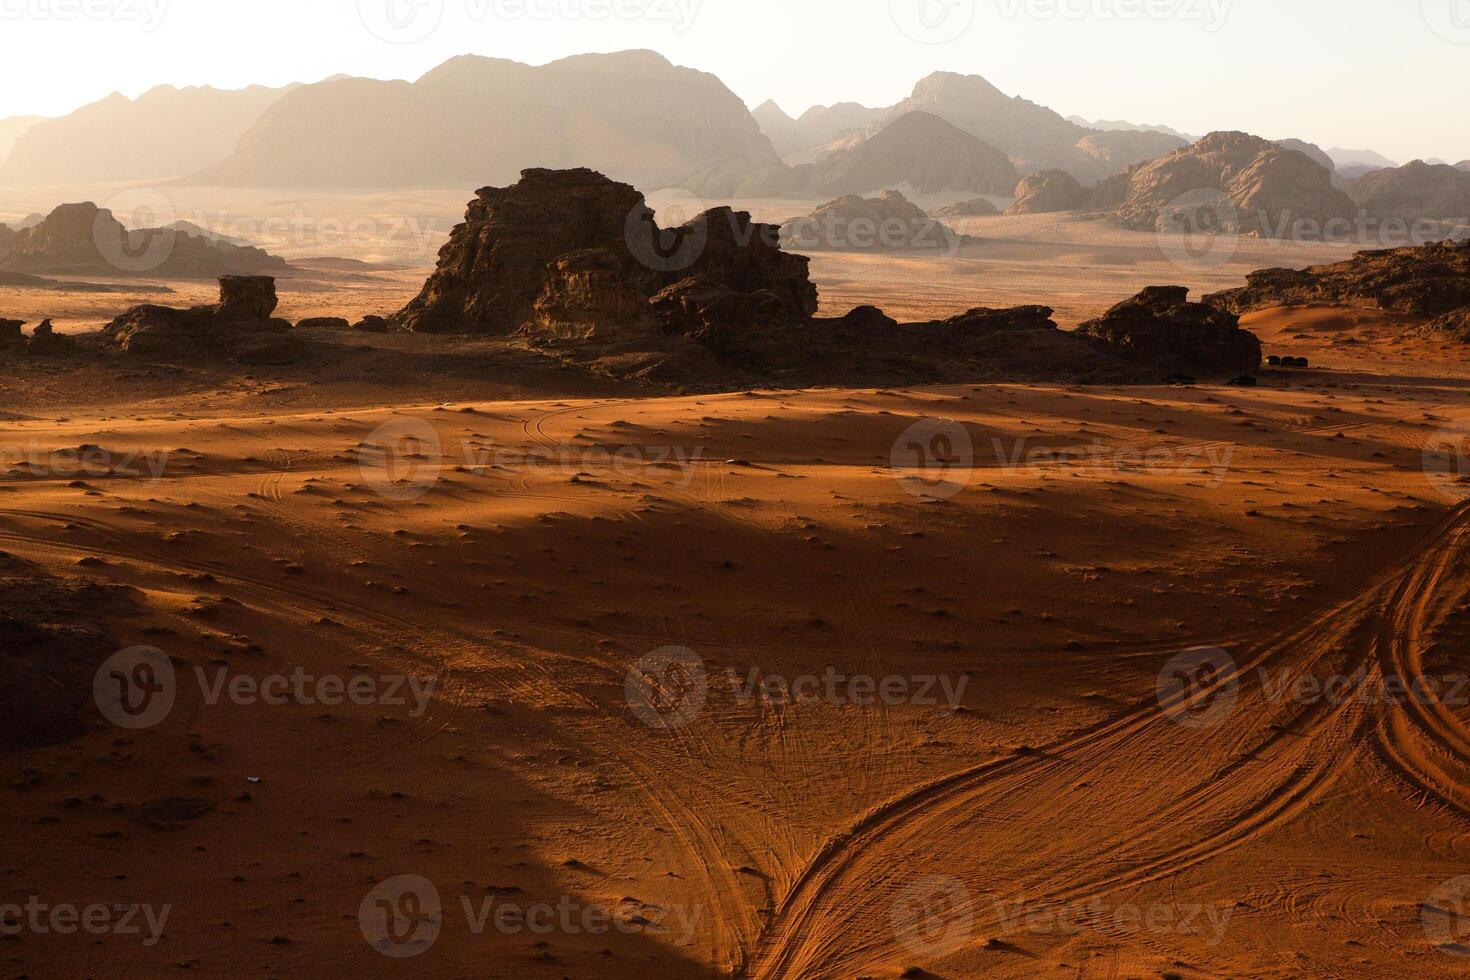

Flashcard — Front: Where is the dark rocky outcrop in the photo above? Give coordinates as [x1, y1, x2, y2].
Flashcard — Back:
[781, 191, 965, 252]
[1077, 286, 1262, 375]
[397, 168, 816, 336]
[393, 170, 1260, 388]
[1115, 132, 1356, 238]
[0, 319, 22, 345]
[1347, 160, 1470, 224]
[0, 202, 289, 279]
[105, 276, 294, 362]
[1205, 239, 1470, 336]
[296, 316, 351, 331]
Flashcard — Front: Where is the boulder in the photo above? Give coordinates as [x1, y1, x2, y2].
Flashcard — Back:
[1077, 286, 1262, 376]
[296, 316, 351, 331]
[352, 315, 393, 333]
[27, 319, 73, 355]
[0, 319, 22, 345]
[932, 198, 1000, 218]
[1007, 170, 1087, 214]
[782, 190, 964, 252]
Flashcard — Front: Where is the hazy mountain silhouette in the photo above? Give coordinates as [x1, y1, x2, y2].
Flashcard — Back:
[0, 115, 47, 168]
[186, 51, 780, 191]
[887, 72, 1185, 181]
[753, 100, 888, 158]
[0, 85, 297, 186]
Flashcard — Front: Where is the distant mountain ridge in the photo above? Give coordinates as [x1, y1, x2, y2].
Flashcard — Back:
[0, 84, 298, 186]
[187, 51, 779, 191]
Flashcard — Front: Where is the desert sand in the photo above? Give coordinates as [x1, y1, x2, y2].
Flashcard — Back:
[6, 221, 1470, 980]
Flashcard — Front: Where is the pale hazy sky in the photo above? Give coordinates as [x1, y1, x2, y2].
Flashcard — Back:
[1, 0, 1466, 163]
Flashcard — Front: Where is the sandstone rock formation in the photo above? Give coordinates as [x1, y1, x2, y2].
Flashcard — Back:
[1115, 132, 1356, 238]
[786, 112, 1019, 198]
[185, 52, 781, 195]
[782, 191, 964, 252]
[296, 317, 351, 330]
[933, 198, 1000, 218]
[1007, 170, 1086, 214]
[396, 169, 816, 338]
[0, 203, 289, 279]
[1347, 161, 1470, 223]
[1205, 239, 1470, 336]
[105, 276, 294, 362]
[1077, 286, 1262, 375]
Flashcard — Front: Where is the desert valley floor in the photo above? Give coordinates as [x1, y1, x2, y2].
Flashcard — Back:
[5, 197, 1470, 978]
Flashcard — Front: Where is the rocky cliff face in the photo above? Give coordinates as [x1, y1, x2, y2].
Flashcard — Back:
[396, 169, 816, 338]
[1205, 239, 1470, 335]
[186, 52, 781, 193]
[1116, 132, 1356, 238]
[1347, 161, 1470, 223]
[0, 203, 289, 279]
[1077, 286, 1261, 375]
